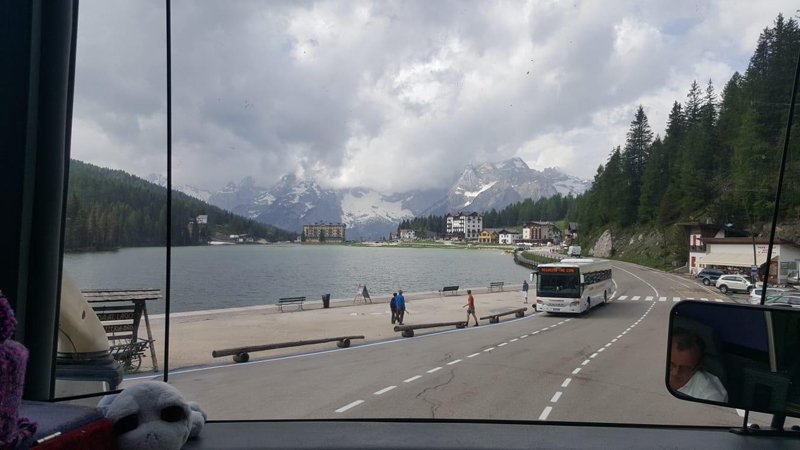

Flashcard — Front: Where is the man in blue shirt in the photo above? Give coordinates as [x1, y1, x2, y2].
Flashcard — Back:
[395, 290, 406, 325]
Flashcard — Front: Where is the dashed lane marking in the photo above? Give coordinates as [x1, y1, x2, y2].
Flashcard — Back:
[551, 391, 562, 403]
[581, 359, 590, 366]
[539, 406, 553, 420]
[673, 297, 680, 302]
[427, 367, 442, 374]
[374, 386, 396, 395]
[510, 338, 518, 342]
[618, 295, 628, 300]
[561, 378, 572, 388]
[404, 375, 422, 383]
[467, 352, 480, 358]
[631, 296, 641, 301]
[645, 296, 654, 301]
[447, 359, 462, 366]
[484, 347, 495, 352]
[335, 400, 364, 413]
[659, 297, 666, 302]
[572, 368, 582, 375]
[498, 343, 508, 347]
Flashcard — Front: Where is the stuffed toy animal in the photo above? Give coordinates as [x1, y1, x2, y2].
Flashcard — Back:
[0, 293, 37, 449]
[98, 381, 206, 450]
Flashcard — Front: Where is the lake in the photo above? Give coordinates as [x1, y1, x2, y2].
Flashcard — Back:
[63, 245, 531, 313]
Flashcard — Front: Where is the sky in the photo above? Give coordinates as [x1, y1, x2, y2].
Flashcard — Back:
[71, 0, 799, 194]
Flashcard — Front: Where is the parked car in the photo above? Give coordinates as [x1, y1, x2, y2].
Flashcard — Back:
[765, 295, 800, 308]
[697, 268, 725, 286]
[715, 274, 753, 294]
[749, 286, 792, 304]
[787, 270, 799, 285]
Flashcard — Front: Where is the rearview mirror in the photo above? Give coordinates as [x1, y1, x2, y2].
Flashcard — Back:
[667, 301, 800, 417]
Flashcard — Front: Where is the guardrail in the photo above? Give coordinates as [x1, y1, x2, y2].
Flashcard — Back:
[394, 321, 467, 337]
[212, 335, 365, 363]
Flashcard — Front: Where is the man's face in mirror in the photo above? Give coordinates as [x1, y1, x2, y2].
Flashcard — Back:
[669, 341, 700, 390]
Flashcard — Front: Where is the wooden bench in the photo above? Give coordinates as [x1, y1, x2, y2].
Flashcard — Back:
[84, 289, 160, 372]
[489, 281, 505, 292]
[439, 285, 459, 296]
[480, 307, 528, 324]
[278, 296, 306, 312]
[394, 321, 467, 338]
[212, 336, 365, 363]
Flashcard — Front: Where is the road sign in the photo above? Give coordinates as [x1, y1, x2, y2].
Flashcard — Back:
[751, 265, 758, 276]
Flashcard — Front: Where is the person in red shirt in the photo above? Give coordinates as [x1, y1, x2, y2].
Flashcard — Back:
[463, 290, 478, 326]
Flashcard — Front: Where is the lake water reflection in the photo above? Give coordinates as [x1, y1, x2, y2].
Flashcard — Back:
[63, 245, 530, 313]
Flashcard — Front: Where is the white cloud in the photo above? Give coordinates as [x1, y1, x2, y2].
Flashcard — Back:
[71, 0, 800, 191]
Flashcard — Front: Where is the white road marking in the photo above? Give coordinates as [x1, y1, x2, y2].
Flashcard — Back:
[631, 296, 641, 301]
[335, 400, 364, 413]
[589, 353, 598, 358]
[558, 321, 565, 325]
[539, 406, 553, 420]
[561, 378, 572, 388]
[582, 359, 590, 366]
[572, 368, 582, 375]
[611, 338, 618, 343]
[520, 334, 529, 339]
[616, 334, 623, 339]
[427, 367, 442, 374]
[447, 359, 462, 366]
[673, 297, 680, 302]
[551, 391, 562, 403]
[598, 348, 606, 353]
[611, 264, 660, 297]
[618, 295, 628, 300]
[404, 375, 422, 383]
[659, 297, 666, 302]
[374, 386, 396, 395]
[467, 352, 481, 358]
[510, 338, 519, 342]
[498, 343, 508, 347]
[543, 327, 550, 331]
[484, 347, 495, 352]
[604, 343, 612, 347]
[532, 331, 540, 335]
[645, 296, 654, 301]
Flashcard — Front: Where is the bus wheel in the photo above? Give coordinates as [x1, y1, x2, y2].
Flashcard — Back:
[603, 291, 608, 305]
[584, 298, 591, 314]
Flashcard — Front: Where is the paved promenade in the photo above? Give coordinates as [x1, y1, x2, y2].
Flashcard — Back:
[142, 284, 531, 371]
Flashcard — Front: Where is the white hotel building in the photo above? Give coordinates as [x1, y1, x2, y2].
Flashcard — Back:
[446, 212, 483, 241]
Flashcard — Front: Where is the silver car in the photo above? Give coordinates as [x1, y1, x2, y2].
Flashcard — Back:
[715, 275, 753, 294]
[749, 286, 793, 304]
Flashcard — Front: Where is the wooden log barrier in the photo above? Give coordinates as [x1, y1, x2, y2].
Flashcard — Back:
[212, 335, 365, 363]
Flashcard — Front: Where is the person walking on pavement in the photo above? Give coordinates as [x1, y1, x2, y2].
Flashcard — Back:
[463, 290, 478, 326]
[522, 280, 529, 304]
[390, 292, 398, 324]
[395, 290, 406, 325]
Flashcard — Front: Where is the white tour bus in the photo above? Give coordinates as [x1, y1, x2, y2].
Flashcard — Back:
[536, 258, 613, 314]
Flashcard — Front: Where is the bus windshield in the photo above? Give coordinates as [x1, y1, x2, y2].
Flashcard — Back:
[538, 270, 582, 298]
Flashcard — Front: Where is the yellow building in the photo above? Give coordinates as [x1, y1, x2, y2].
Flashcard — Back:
[303, 223, 346, 243]
[477, 230, 499, 244]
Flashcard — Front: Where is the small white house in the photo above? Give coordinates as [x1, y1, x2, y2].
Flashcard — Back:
[399, 229, 416, 241]
[498, 229, 520, 245]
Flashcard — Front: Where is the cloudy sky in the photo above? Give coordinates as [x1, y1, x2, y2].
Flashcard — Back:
[71, 0, 798, 193]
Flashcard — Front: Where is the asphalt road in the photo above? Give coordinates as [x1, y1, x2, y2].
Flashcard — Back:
[160, 260, 789, 427]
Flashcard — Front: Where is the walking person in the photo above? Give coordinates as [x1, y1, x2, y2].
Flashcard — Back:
[463, 289, 478, 326]
[390, 292, 398, 324]
[522, 280, 529, 304]
[395, 290, 406, 325]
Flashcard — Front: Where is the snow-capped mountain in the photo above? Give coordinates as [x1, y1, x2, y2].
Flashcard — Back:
[144, 174, 213, 202]
[420, 158, 588, 216]
[204, 158, 590, 240]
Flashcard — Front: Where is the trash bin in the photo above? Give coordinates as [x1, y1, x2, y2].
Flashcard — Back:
[322, 294, 331, 308]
